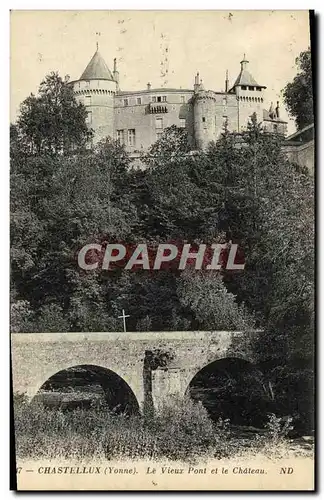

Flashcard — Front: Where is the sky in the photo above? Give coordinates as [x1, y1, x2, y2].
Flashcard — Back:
[10, 10, 311, 134]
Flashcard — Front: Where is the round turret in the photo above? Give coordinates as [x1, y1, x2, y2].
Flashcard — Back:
[193, 89, 217, 149]
[72, 46, 117, 142]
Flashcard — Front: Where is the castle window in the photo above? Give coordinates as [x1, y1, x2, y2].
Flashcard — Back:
[117, 129, 125, 145]
[156, 131, 163, 141]
[179, 118, 186, 128]
[155, 117, 163, 129]
[256, 87, 262, 91]
[162, 96, 167, 102]
[123, 98, 129, 106]
[241, 85, 247, 90]
[157, 96, 162, 103]
[137, 97, 142, 105]
[128, 129, 136, 146]
[223, 97, 227, 105]
[85, 95, 92, 106]
[180, 95, 185, 103]
[202, 117, 206, 122]
[248, 86, 255, 91]
[152, 96, 157, 103]
[86, 111, 92, 124]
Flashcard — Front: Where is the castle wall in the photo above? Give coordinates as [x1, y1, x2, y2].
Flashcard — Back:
[222, 94, 240, 134]
[263, 119, 287, 135]
[114, 89, 193, 152]
[284, 140, 314, 174]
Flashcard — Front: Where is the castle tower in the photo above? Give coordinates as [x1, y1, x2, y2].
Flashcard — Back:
[72, 45, 118, 142]
[229, 55, 266, 131]
[192, 75, 218, 149]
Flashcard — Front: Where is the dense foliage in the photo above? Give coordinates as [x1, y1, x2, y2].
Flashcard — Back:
[15, 393, 303, 462]
[282, 48, 314, 130]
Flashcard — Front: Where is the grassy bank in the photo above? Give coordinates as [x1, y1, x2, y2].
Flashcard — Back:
[13, 393, 313, 463]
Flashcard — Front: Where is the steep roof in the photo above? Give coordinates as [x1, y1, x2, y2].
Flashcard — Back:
[233, 68, 261, 87]
[80, 49, 114, 81]
[230, 56, 266, 90]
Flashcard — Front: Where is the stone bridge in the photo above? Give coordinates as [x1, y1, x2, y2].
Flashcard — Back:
[11, 330, 264, 413]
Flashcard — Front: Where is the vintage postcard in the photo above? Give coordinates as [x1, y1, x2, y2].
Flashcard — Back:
[10, 10, 315, 491]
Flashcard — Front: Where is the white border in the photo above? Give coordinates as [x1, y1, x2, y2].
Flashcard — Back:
[2, 3, 322, 498]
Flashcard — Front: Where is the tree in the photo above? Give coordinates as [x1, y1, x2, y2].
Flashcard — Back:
[177, 270, 255, 331]
[142, 126, 218, 240]
[10, 133, 138, 331]
[203, 115, 314, 334]
[143, 125, 191, 170]
[16, 72, 91, 155]
[191, 116, 314, 428]
[282, 48, 314, 130]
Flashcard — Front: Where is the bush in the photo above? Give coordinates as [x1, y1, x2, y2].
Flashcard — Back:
[151, 396, 231, 460]
[13, 392, 233, 461]
[13, 392, 307, 462]
[265, 413, 294, 444]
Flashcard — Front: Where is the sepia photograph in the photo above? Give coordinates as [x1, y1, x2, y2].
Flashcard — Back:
[10, 9, 315, 491]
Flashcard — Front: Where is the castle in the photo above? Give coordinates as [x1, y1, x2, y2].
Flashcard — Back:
[70, 46, 287, 153]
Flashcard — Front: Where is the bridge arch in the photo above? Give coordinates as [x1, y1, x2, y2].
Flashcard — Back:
[29, 362, 141, 415]
[185, 357, 272, 426]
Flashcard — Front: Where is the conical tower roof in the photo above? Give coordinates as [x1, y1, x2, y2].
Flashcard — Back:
[80, 47, 114, 81]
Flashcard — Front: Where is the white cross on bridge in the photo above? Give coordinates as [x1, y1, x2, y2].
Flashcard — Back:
[118, 309, 130, 333]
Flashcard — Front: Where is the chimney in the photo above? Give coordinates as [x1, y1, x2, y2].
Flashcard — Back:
[194, 72, 200, 92]
[225, 70, 229, 93]
[147, 82, 151, 91]
[275, 101, 280, 119]
[113, 58, 120, 90]
[269, 102, 275, 120]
